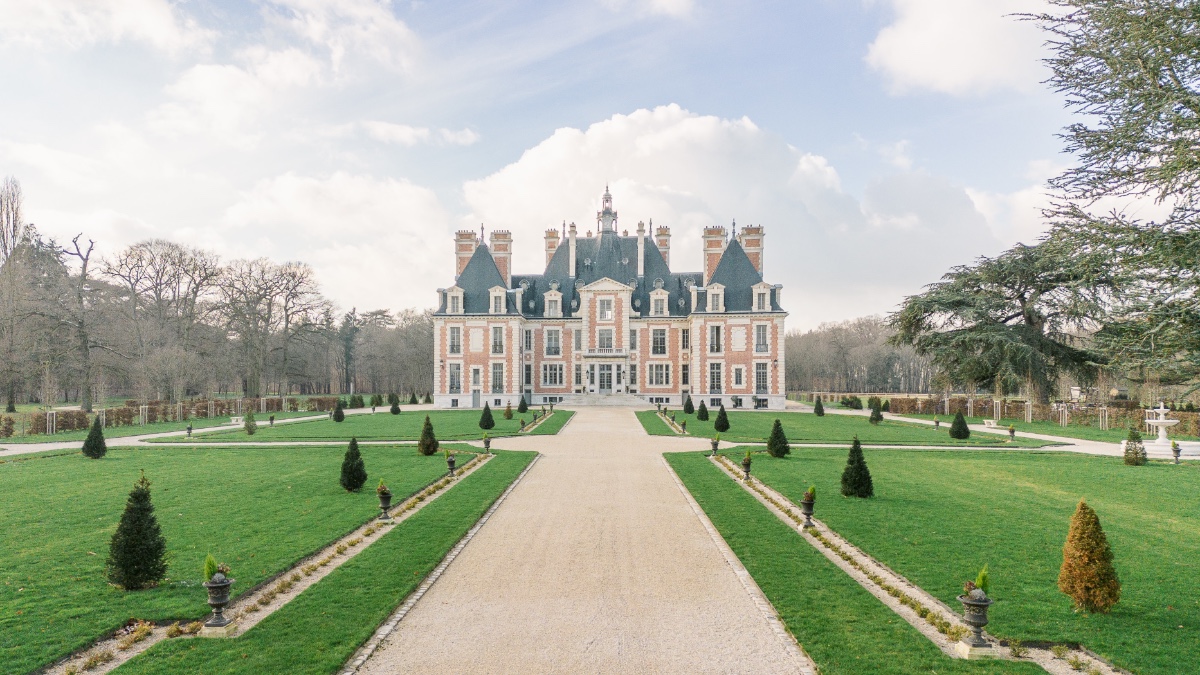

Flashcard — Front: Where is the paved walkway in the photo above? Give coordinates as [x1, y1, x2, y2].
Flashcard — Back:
[357, 407, 809, 675]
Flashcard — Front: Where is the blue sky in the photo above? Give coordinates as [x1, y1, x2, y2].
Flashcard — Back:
[0, 0, 1071, 328]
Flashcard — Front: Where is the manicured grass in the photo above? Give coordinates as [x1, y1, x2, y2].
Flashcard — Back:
[523, 409, 575, 435]
[0, 443, 465, 673]
[899, 413, 1199, 444]
[0, 410, 324, 444]
[163, 409, 547, 443]
[741, 447, 1200, 675]
[666, 453, 1039, 675]
[637, 410, 1054, 447]
[116, 450, 536, 675]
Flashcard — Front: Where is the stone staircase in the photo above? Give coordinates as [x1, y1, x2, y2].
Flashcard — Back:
[558, 392, 652, 408]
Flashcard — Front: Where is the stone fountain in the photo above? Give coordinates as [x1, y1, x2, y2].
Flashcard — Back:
[1146, 402, 1179, 449]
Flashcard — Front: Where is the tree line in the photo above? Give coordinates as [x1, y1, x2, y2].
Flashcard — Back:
[0, 181, 433, 412]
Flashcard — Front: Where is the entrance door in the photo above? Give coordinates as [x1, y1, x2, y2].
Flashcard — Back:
[598, 364, 613, 394]
[471, 390, 481, 408]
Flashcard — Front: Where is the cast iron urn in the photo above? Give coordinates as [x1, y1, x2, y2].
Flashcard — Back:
[378, 491, 393, 520]
[741, 454, 752, 481]
[799, 498, 815, 529]
[956, 588, 993, 648]
[203, 573, 234, 627]
[447, 453, 456, 476]
[710, 438, 720, 457]
[483, 436, 492, 453]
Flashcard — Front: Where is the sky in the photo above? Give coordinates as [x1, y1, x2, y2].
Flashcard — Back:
[0, 0, 1077, 329]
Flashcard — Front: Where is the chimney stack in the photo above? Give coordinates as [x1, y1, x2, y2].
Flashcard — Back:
[454, 230, 479, 278]
[702, 225, 728, 285]
[654, 221, 671, 266]
[545, 226, 561, 266]
[737, 225, 765, 275]
[489, 229, 513, 286]
[636, 221, 646, 277]
[568, 222, 578, 277]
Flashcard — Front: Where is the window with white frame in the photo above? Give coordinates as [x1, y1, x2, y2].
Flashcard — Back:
[629, 364, 637, 385]
[653, 298, 666, 316]
[448, 363, 462, 393]
[575, 364, 582, 387]
[709, 325, 723, 353]
[629, 329, 638, 350]
[524, 364, 532, 386]
[542, 363, 564, 386]
[574, 329, 582, 351]
[734, 366, 743, 387]
[547, 298, 560, 317]
[756, 292, 767, 311]
[492, 294, 504, 314]
[491, 363, 504, 393]
[598, 329, 613, 350]
[709, 291, 722, 312]
[681, 328, 690, 350]
[681, 364, 690, 386]
[545, 329, 561, 356]
[652, 329, 667, 355]
[709, 362, 723, 394]
[524, 330, 532, 351]
[491, 326, 504, 354]
[448, 326, 462, 354]
[598, 298, 613, 320]
[471, 367, 481, 387]
[755, 324, 769, 353]
[649, 363, 671, 386]
[755, 362, 769, 394]
[449, 295, 461, 313]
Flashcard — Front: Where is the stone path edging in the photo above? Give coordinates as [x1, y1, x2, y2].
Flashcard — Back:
[517, 409, 559, 433]
[337, 452, 542, 675]
[657, 410, 687, 434]
[661, 456, 818, 675]
[709, 454, 1128, 675]
[44, 452, 492, 675]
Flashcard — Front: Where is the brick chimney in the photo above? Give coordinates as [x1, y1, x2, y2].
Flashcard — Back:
[568, 222, 578, 277]
[490, 229, 513, 286]
[636, 220, 646, 277]
[454, 230, 479, 278]
[737, 224, 764, 275]
[703, 225, 727, 285]
[545, 226, 561, 266]
[654, 221, 671, 266]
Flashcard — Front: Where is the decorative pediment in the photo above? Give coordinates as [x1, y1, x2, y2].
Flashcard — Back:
[580, 277, 634, 292]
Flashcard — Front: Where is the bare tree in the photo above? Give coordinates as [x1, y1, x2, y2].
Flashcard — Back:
[274, 262, 326, 396]
[0, 176, 27, 263]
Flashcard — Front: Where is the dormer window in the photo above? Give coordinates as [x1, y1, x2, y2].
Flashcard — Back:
[598, 298, 613, 321]
[544, 289, 563, 318]
[451, 296, 460, 313]
[649, 287, 669, 317]
[709, 292, 722, 313]
[489, 287, 506, 315]
[446, 287, 464, 315]
[653, 299, 665, 316]
[756, 292, 767, 311]
[548, 299, 559, 315]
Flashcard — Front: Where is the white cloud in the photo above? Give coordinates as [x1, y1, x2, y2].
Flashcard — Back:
[0, 0, 211, 53]
[262, 0, 420, 73]
[866, 0, 1049, 95]
[359, 121, 480, 147]
[601, 0, 696, 18]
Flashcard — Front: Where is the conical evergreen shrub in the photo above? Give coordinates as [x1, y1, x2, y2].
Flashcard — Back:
[388, 393, 399, 405]
[83, 415, 107, 459]
[340, 438, 367, 492]
[244, 410, 257, 436]
[696, 401, 709, 421]
[333, 401, 345, 422]
[713, 403, 730, 433]
[418, 415, 438, 456]
[423, 393, 432, 404]
[409, 393, 419, 405]
[841, 436, 874, 498]
[1123, 425, 1146, 466]
[517, 396, 528, 414]
[948, 411, 970, 439]
[868, 403, 883, 425]
[1058, 499, 1120, 613]
[106, 472, 168, 590]
[813, 397, 824, 417]
[881, 399, 889, 412]
[503, 402, 513, 419]
[683, 396, 694, 415]
[479, 402, 495, 430]
[390, 401, 401, 415]
[766, 419, 790, 458]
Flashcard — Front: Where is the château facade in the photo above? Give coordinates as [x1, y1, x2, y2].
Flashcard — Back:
[432, 189, 787, 409]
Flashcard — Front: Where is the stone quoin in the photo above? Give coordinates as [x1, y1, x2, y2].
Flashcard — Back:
[432, 188, 787, 409]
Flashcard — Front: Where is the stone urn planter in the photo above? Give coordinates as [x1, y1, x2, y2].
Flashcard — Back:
[710, 438, 720, 457]
[203, 572, 234, 628]
[1173, 440, 1181, 465]
[741, 454, 752, 481]
[483, 436, 492, 454]
[799, 497, 815, 529]
[378, 489, 393, 521]
[447, 453, 457, 476]
[956, 588, 993, 648]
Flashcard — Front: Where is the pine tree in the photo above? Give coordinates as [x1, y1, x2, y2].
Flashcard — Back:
[503, 402, 513, 420]
[423, 393, 432, 404]
[714, 403, 730, 433]
[881, 399, 890, 412]
[82, 415, 107, 459]
[868, 403, 883, 425]
[841, 436, 874, 498]
[333, 401, 345, 422]
[948, 411, 970, 439]
[766, 419, 790, 458]
[696, 401, 709, 421]
[517, 396, 528, 414]
[390, 401, 401, 415]
[418, 415, 439, 456]
[106, 472, 168, 590]
[479, 402, 495, 430]
[1123, 425, 1147, 466]
[340, 438, 367, 491]
[244, 410, 257, 436]
[1058, 499, 1120, 613]
[388, 393, 399, 405]
[813, 397, 825, 417]
[683, 396, 694, 415]
[409, 393, 419, 405]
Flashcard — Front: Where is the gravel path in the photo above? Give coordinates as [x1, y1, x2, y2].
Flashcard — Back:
[356, 407, 809, 674]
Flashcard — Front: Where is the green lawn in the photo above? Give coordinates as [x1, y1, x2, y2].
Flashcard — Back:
[637, 410, 1054, 447]
[666, 453, 1039, 675]
[739, 447, 1200, 675]
[524, 409, 575, 435]
[0, 443, 470, 673]
[116, 450, 536, 675]
[157, 409, 570, 443]
[0, 410, 324, 444]
[898, 413, 1199, 444]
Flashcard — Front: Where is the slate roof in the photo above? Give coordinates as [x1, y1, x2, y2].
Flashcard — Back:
[703, 238, 782, 312]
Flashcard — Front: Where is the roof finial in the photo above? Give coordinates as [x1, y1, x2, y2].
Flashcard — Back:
[731, 218, 737, 239]
[480, 223, 485, 242]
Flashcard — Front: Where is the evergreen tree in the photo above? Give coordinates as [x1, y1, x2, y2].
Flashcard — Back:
[696, 401, 709, 421]
[1058, 499, 1120, 613]
[813, 397, 825, 417]
[841, 436, 874, 498]
[409, 393, 419, 405]
[503, 402, 513, 420]
[479, 402, 495, 430]
[418, 415, 439, 456]
[390, 401, 401, 415]
[766, 419, 790, 458]
[1123, 425, 1147, 466]
[106, 472, 168, 590]
[881, 399, 890, 412]
[244, 410, 257, 436]
[683, 396, 694, 415]
[333, 401, 345, 422]
[388, 393, 399, 405]
[868, 403, 883, 425]
[713, 403, 730, 433]
[948, 411, 970, 439]
[340, 438, 367, 492]
[82, 415, 107, 459]
[517, 396, 528, 414]
[423, 393, 432, 404]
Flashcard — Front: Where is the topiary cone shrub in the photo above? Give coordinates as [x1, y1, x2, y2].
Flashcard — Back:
[517, 396, 528, 414]
[766, 419, 790, 458]
[683, 396, 694, 415]
[340, 438, 367, 492]
[333, 401, 345, 423]
[107, 471, 168, 590]
[841, 436, 874, 498]
[409, 393, 419, 405]
[1058, 499, 1120, 613]
[1123, 425, 1146, 466]
[813, 397, 824, 417]
[503, 402, 513, 420]
[83, 415, 107, 459]
[390, 401, 401, 415]
[713, 404, 730, 433]
[868, 404, 883, 425]
[423, 393, 432, 404]
[949, 411, 970, 439]
[696, 401, 709, 421]
[244, 410, 257, 436]
[418, 415, 438, 456]
[881, 399, 889, 412]
[479, 402, 495, 430]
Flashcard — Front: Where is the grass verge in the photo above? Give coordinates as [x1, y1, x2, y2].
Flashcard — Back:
[523, 410, 575, 435]
[0, 411, 324, 444]
[157, 410, 551, 443]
